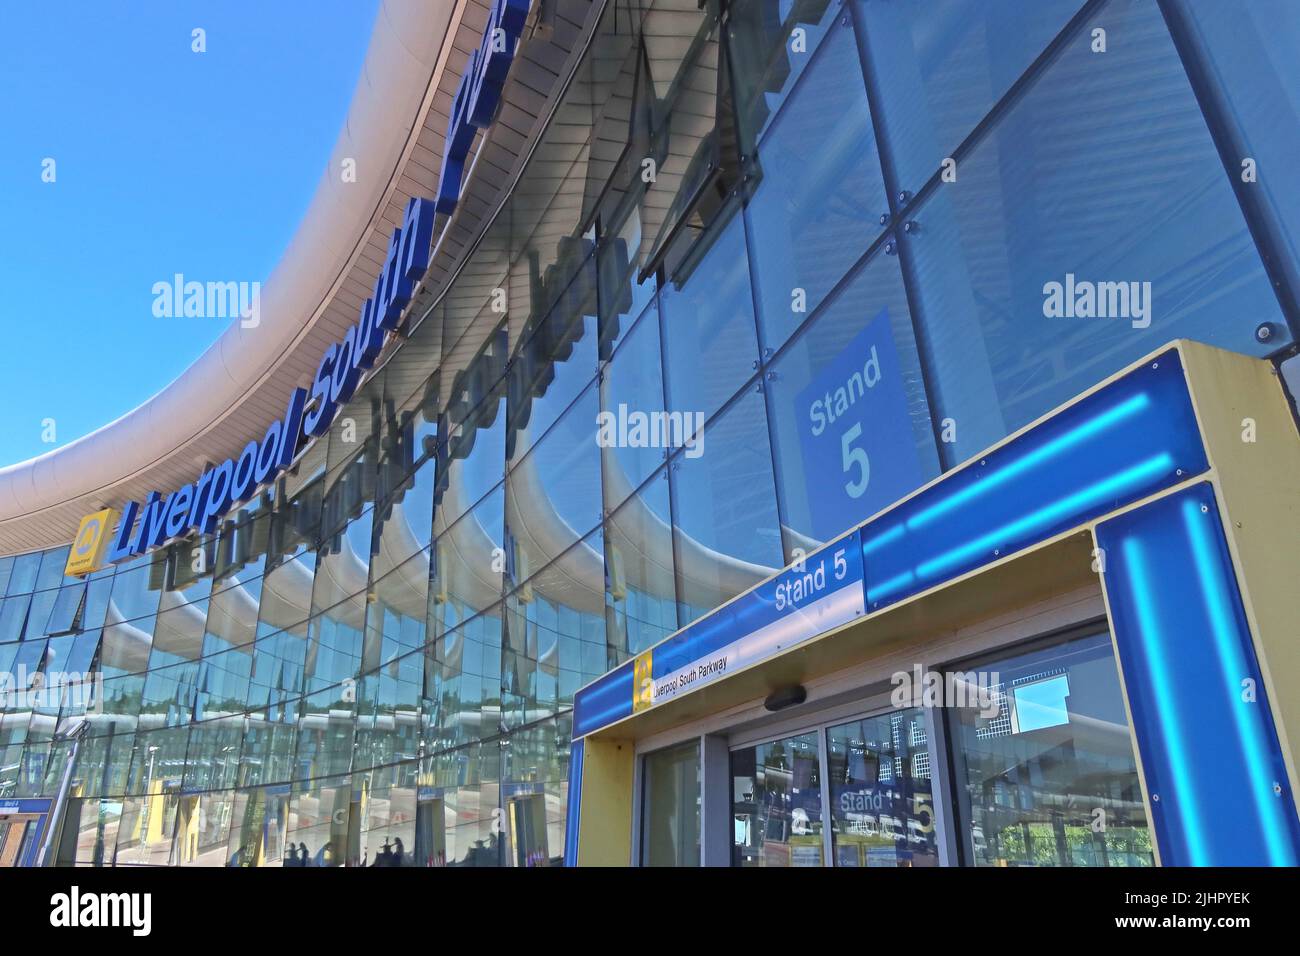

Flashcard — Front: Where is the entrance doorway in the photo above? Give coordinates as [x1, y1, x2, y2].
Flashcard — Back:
[0, 813, 44, 867]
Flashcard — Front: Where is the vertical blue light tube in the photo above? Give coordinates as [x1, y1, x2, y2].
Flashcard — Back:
[1097, 483, 1300, 865]
[563, 740, 584, 867]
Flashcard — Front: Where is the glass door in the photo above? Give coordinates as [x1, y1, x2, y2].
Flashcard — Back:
[728, 704, 944, 867]
[825, 708, 940, 867]
[730, 731, 825, 866]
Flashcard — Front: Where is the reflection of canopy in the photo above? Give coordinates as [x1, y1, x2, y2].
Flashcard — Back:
[255, 554, 316, 633]
[204, 575, 262, 649]
[101, 607, 155, 674]
[599, 440, 774, 609]
[96, 405, 783, 673]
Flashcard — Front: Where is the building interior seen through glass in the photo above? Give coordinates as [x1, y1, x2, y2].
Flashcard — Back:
[1, 0, 1297, 865]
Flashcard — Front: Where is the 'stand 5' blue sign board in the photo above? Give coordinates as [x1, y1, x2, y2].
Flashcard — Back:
[436, 0, 531, 215]
[794, 308, 923, 539]
[571, 531, 866, 737]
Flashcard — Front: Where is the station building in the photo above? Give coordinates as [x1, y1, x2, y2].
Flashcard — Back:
[1, 0, 1299, 867]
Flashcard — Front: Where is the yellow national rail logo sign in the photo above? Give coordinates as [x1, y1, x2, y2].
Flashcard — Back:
[632, 650, 653, 712]
[64, 508, 118, 577]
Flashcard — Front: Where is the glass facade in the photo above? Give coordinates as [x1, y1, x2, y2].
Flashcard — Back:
[2, 0, 1298, 866]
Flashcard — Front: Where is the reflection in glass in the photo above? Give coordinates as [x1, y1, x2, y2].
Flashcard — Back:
[604, 474, 677, 662]
[948, 633, 1154, 867]
[671, 390, 782, 624]
[903, 0, 1292, 463]
[827, 708, 938, 867]
[743, 10, 887, 353]
[642, 738, 700, 866]
[732, 731, 824, 867]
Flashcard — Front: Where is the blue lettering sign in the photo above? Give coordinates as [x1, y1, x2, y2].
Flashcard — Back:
[435, 0, 530, 215]
[92, 0, 522, 568]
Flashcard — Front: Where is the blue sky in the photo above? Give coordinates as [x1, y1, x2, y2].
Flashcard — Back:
[0, 0, 380, 466]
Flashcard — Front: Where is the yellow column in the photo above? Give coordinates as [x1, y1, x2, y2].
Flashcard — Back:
[576, 737, 635, 867]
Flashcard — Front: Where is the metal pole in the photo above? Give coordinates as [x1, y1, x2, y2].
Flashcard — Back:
[37, 737, 81, 867]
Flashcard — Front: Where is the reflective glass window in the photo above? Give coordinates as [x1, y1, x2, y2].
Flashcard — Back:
[505, 382, 603, 584]
[902, 0, 1293, 463]
[743, 9, 889, 352]
[429, 483, 505, 639]
[604, 472, 678, 662]
[642, 738, 700, 866]
[599, 301, 669, 509]
[827, 707, 939, 867]
[947, 632, 1154, 867]
[766, 251, 938, 550]
[5, 553, 40, 596]
[858, 0, 1087, 192]
[1176, 0, 1300, 293]
[731, 731, 825, 867]
[670, 390, 782, 624]
[658, 210, 762, 423]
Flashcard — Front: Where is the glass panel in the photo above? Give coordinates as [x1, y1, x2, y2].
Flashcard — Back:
[658, 209, 761, 423]
[507, 254, 600, 466]
[504, 382, 604, 583]
[642, 738, 700, 866]
[947, 632, 1154, 867]
[766, 251, 938, 552]
[599, 301, 669, 509]
[904, 0, 1293, 464]
[45, 583, 86, 636]
[827, 707, 939, 867]
[727, 0, 841, 151]
[604, 472, 678, 663]
[0, 595, 30, 644]
[437, 381, 507, 529]
[858, 0, 1087, 192]
[5, 553, 41, 596]
[503, 529, 605, 723]
[671, 390, 782, 624]
[429, 484, 505, 638]
[731, 731, 825, 867]
[424, 605, 505, 754]
[35, 547, 71, 591]
[743, 9, 889, 352]
[1177, 0, 1300, 291]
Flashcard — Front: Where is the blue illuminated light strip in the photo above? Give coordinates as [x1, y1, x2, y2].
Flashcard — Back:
[914, 453, 1172, 579]
[572, 664, 634, 739]
[1099, 484, 1300, 865]
[1120, 536, 1209, 866]
[861, 522, 903, 556]
[861, 353, 1208, 611]
[868, 453, 1174, 604]
[904, 393, 1151, 534]
[563, 740, 584, 867]
[1182, 499, 1295, 864]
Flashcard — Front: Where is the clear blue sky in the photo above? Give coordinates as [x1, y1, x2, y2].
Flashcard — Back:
[0, 0, 381, 466]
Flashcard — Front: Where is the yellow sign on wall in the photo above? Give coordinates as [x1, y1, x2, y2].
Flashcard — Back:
[64, 508, 118, 577]
[632, 650, 653, 712]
